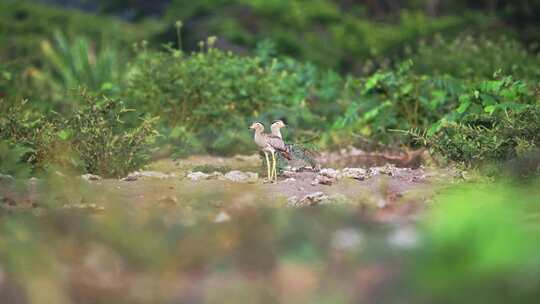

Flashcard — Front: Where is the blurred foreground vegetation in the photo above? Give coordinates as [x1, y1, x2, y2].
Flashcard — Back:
[1, 173, 539, 303]
[1, 0, 540, 302]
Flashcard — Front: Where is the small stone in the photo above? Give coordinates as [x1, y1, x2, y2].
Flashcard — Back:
[288, 192, 328, 207]
[121, 174, 138, 182]
[316, 175, 334, 185]
[187, 171, 210, 181]
[377, 198, 387, 209]
[283, 177, 296, 182]
[214, 211, 231, 223]
[342, 168, 368, 180]
[319, 168, 341, 179]
[81, 174, 102, 181]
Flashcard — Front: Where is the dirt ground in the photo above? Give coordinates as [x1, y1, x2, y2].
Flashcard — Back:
[1, 151, 462, 223]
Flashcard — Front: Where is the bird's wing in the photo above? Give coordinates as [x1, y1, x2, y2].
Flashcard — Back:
[264, 134, 292, 160]
[266, 135, 287, 151]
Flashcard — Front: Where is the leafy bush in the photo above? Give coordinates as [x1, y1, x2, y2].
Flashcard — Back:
[126, 39, 336, 155]
[0, 140, 33, 178]
[163, 0, 488, 72]
[409, 34, 540, 80]
[40, 31, 125, 95]
[423, 76, 540, 166]
[328, 61, 464, 147]
[0, 1, 160, 65]
[0, 94, 158, 177]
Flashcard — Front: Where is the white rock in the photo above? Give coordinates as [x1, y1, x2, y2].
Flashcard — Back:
[319, 168, 341, 179]
[342, 168, 368, 180]
[214, 211, 231, 223]
[187, 171, 210, 181]
[81, 174, 102, 181]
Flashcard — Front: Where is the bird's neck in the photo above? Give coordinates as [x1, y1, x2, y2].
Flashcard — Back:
[254, 129, 264, 139]
[271, 126, 282, 138]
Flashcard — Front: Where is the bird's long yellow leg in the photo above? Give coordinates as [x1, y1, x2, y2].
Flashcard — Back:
[264, 151, 271, 182]
[271, 151, 277, 182]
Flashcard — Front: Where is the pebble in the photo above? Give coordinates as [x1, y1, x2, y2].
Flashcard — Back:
[214, 211, 231, 223]
[81, 174, 102, 181]
[187, 171, 209, 181]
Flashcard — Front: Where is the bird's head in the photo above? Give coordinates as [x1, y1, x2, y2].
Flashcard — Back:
[249, 121, 265, 132]
[271, 119, 286, 129]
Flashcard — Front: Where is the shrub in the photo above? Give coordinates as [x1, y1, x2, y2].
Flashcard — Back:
[126, 39, 335, 155]
[422, 75, 540, 166]
[408, 34, 540, 80]
[0, 94, 158, 177]
[40, 31, 125, 95]
[162, 0, 487, 72]
[328, 61, 464, 147]
[0, 1, 160, 65]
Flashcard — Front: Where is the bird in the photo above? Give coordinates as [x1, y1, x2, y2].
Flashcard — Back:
[249, 121, 291, 182]
[270, 120, 318, 170]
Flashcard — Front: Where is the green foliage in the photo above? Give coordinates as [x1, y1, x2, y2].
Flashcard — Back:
[409, 35, 540, 80]
[0, 140, 33, 178]
[408, 182, 540, 303]
[126, 40, 333, 155]
[164, 0, 488, 72]
[423, 76, 540, 166]
[40, 31, 125, 95]
[0, 1, 160, 65]
[330, 61, 464, 147]
[0, 94, 158, 177]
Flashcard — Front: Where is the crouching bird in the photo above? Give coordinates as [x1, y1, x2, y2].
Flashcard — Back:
[249, 121, 291, 182]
